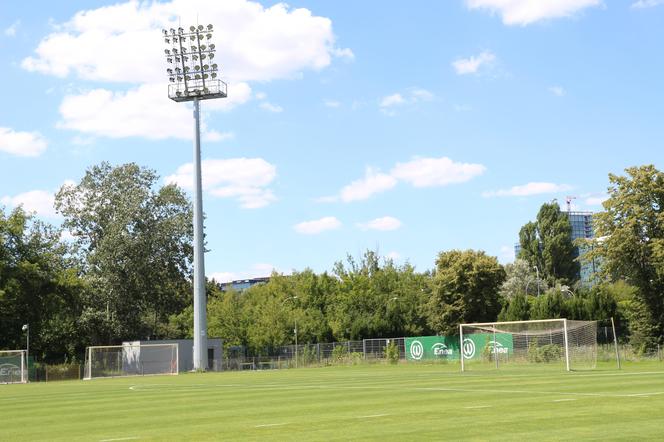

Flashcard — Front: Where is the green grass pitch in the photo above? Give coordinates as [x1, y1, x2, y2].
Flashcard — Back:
[2, 361, 663, 441]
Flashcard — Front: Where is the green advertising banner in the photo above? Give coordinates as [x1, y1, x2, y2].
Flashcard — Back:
[405, 336, 459, 361]
[406, 334, 514, 361]
[460, 333, 514, 360]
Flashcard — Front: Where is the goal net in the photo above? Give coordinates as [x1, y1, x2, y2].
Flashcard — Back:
[84, 343, 178, 380]
[0, 350, 27, 384]
[459, 319, 597, 372]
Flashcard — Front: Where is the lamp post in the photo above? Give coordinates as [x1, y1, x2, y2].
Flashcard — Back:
[283, 296, 298, 368]
[22, 324, 29, 380]
[162, 24, 227, 371]
[533, 265, 540, 297]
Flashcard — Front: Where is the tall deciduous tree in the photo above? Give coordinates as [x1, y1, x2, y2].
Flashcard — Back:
[55, 162, 193, 343]
[518, 201, 579, 286]
[589, 165, 664, 348]
[0, 207, 85, 361]
[426, 249, 505, 335]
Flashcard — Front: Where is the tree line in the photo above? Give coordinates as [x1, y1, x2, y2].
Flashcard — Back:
[0, 163, 662, 362]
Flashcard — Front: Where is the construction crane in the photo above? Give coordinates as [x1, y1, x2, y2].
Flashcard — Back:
[565, 195, 577, 212]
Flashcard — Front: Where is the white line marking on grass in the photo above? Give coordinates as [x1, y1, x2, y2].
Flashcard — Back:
[99, 437, 139, 442]
[359, 414, 391, 419]
[255, 423, 287, 428]
[464, 406, 492, 409]
[553, 399, 577, 402]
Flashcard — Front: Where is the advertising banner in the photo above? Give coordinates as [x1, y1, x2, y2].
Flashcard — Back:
[405, 336, 459, 361]
[405, 334, 514, 361]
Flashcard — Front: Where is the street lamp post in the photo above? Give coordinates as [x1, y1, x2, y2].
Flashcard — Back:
[283, 296, 298, 368]
[162, 24, 227, 371]
[22, 324, 29, 381]
[533, 265, 541, 297]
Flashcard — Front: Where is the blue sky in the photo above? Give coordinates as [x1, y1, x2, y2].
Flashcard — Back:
[1, 0, 662, 281]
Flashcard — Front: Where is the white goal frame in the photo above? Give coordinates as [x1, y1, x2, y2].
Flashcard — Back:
[84, 343, 179, 380]
[460, 318, 597, 372]
[0, 350, 28, 384]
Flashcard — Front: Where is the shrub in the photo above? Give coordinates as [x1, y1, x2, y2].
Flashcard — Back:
[385, 341, 400, 364]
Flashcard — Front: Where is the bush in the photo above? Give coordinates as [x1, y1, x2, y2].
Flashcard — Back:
[527, 338, 563, 363]
[332, 344, 348, 363]
[385, 341, 400, 364]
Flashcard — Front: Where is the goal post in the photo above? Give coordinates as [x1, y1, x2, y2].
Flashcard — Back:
[0, 350, 28, 384]
[84, 343, 178, 380]
[459, 319, 597, 372]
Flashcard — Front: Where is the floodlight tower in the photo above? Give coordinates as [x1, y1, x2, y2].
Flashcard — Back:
[163, 24, 227, 371]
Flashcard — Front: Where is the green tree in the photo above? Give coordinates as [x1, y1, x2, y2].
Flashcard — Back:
[498, 293, 530, 321]
[426, 249, 505, 335]
[54, 162, 193, 343]
[588, 165, 664, 348]
[500, 258, 549, 299]
[518, 201, 579, 286]
[0, 207, 86, 361]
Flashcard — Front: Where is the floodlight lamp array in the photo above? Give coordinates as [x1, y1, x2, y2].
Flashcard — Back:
[163, 24, 226, 101]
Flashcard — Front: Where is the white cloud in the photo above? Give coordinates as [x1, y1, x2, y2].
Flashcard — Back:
[631, 0, 664, 8]
[339, 167, 398, 202]
[0, 127, 48, 157]
[324, 99, 341, 108]
[483, 182, 573, 197]
[454, 104, 473, 112]
[333, 47, 355, 60]
[584, 194, 608, 206]
[22, 0, 349, 140]
[386, 251, 401, 261]
[4, 20, 20, 37]
[391, 157, 486, 187]
[380, 93, 406, 108]
[259, 102, 284, 113]
[452, 51, 495, 75]
[57, 82, 251, 140]
[358, 216, 402, 231]
[165, 157, 277, 209]
[1, 190, 57, 218]
[22, 1, 348, 83]
[379, 88, 434, 115]
[549, 85, 566, 96]
[323, 156, 486, 203]
[465, 0, 601, 26]
[293, 216, 341, 235]
[499, 245, 515, 264]
[203, 130, 234, 142]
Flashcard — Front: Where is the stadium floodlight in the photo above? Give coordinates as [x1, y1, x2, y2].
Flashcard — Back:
[162, 23, 227, 371]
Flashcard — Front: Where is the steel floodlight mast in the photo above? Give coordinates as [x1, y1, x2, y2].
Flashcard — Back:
[163, 23, 227, 371]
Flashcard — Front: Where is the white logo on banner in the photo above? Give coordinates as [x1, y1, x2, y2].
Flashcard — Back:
[432, 343, 453, 356]
[462, 338, 476, 359]
[410, 340, 424, 360]
[489, 340, 509, 354]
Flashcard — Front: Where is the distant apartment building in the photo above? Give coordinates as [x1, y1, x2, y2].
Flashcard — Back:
[219, 276, 270, 292]
[515, 211, 598, 286]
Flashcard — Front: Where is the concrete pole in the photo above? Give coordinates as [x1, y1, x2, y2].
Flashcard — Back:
[192, 98, 207, 371]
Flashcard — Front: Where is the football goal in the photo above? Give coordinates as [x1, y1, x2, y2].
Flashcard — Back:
[0, 350, 28, 384]
[459, 319, 598, 372]
[84, 343, 178, 380]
